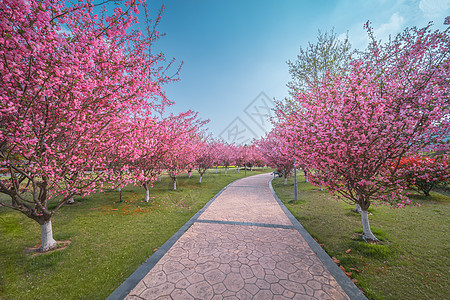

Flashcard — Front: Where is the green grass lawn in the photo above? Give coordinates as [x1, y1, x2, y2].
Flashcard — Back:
[0, 168, 268, 299]
[272, 176, 450, 300]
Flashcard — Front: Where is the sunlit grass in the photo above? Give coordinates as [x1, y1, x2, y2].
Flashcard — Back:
[0, 168, 270, 299]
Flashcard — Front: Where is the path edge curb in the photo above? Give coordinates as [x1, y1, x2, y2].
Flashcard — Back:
[107, 178, 240, 300]
[269, 176, 368, 300]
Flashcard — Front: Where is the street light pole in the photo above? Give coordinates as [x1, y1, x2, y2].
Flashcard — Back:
[294, 143, 298, 202]
[244, 144, 247, 176]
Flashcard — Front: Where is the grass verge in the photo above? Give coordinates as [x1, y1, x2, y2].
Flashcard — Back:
[272, 176, 449, 300]
[0, 168, 268, 299]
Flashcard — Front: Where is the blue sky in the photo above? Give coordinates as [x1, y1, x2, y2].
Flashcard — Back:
[143, 0, 449, 143]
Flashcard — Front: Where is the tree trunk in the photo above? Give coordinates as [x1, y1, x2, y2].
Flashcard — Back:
[143, 183, 149, 202]
[353, 204, 362, 213]
[158, 176, 161, 182]
[238, 168, 240, 173]
[216, 166, 218, 173]
[320, 185, 323, 191]
[284, 177, 288, 185]
[199, 175, 202, 183]
[40, 220, 57, 252]
[188, 172, 192, 178]
[304, 170, 308, 182]
[225, 169, 227, 176]
[173, 179, 177, 190]
[361, 210, 378, 242]
[117, 187, 122, 202]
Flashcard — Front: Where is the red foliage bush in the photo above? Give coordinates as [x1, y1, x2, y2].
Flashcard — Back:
[397, 155, 449, 196]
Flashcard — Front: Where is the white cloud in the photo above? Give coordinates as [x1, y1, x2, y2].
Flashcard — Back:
[419, 0, 450, 17]
[57, 26, 72, 37]
[374, 12, 405, 41]
[337, 32, 349, 43]
[341, 13, 405, 51]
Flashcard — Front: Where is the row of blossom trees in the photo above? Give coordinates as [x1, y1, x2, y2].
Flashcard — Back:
[258, 23, 449, 242]
[197, 141, 263, 178]
[255, 130, 295, 185]
[1, 0, 176, 251]
[0, 0, 264, 252]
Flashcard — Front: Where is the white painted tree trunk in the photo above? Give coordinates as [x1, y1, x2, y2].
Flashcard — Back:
[225, 169, 227, 176]
[320, 185, 323, 191]
[117, 187, 122, 202]
[355, 204, 362, 213]
[40, 220, 57, 252]
[188, 172, 192, 178]
[173, 181, 177, 190]
[67, 197, 74, 204]
[199, 175, 202, 183]
[238, 168, 240, 173]
[361, 210, 378, 242]
[145, 188, 149, 202]
[284, 177, 288, 185]
[158, 176, 161, 182]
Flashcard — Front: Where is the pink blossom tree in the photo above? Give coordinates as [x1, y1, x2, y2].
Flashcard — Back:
[103, 120, 141, 203]
[246, 144, 263, 171]
[256, 132, 295, 185]
[195, 138, 217, 183]
[234, 146, 245, 172]
[0, 0, 174, 251]
[229, 144, 243, 172]
[164, 111, 203, 190]
[278, 24, 449, 242]
[128, 117, 166, 202]
[217, 142, 235, 176]
[211, 141, 222, 174]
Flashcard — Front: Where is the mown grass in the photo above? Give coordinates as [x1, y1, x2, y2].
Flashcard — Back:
[272, 176, 450, 300]
[0, 168, 268, 299]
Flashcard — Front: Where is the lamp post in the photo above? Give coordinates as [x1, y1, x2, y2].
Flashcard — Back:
[293, 143, 298, 202]
[244, 144, 247, 176]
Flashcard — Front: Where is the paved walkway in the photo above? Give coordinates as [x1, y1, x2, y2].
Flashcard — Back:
[109, 173, 366, 300]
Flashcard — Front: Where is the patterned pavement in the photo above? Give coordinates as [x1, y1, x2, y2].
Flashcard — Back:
[111, 173, 366, 300]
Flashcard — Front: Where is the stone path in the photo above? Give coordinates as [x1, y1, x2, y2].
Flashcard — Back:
[109, 173, 366, 300]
